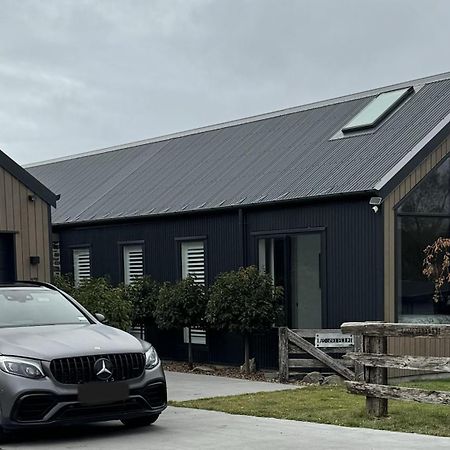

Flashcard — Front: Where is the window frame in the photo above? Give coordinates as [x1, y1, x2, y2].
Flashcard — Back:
[119, 240, 145, 285]
[71, 245, 91, 287]
[395, 154, 450, 323]
[175, 236, 208, 346]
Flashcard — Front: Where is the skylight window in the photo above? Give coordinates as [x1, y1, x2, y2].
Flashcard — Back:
[342, 86, 413, 133]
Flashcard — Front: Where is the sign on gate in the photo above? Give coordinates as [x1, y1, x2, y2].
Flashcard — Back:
[315, 332, 354, 348]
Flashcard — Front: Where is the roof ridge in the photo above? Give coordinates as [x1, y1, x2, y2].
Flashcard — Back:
[25, 70, 450, 168]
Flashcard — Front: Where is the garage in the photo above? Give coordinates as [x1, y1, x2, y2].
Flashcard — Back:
[0, 234, 14, 282]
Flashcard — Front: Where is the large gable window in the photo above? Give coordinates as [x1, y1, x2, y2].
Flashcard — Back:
[397, 156, 450, 323]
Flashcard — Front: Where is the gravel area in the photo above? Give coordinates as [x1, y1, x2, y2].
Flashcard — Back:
[162, 360, 275, 382]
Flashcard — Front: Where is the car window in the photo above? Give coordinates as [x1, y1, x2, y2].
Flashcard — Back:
[0, 289, 91, 328]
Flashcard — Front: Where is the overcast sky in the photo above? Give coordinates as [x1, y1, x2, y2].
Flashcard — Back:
[1, 0, 450, 165]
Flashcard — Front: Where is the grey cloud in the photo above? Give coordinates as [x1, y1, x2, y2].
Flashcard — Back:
[0, 0, 450, 164]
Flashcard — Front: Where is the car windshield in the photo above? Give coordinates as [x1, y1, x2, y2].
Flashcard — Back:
[0, 288, 91, 328]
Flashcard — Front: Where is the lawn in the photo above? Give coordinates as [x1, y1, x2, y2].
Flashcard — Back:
[170, 379, 450, 437]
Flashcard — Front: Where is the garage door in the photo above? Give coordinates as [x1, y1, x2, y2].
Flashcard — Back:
[0, 234, 15, 283]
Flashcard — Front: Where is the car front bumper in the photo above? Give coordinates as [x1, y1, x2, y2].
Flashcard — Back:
[0, 363, 166, 430]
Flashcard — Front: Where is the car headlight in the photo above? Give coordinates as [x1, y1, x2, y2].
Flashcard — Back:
[0, 356, 45, 379]
[145, 346, 159, 369]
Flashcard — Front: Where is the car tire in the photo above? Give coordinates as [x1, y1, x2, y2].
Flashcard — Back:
[121, 415, 160, 427]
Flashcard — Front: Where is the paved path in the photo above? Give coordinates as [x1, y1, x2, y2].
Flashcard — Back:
[3, 406, 450, 450]
[165, 370, 298, 401]
[2, 372, 450, 449]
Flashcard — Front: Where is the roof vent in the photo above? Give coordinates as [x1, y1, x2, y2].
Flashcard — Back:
[342, 86, 413, 133]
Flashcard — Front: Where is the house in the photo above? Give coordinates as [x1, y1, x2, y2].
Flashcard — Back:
[0, 150, 58, 283]
[26, 71, 450, 368]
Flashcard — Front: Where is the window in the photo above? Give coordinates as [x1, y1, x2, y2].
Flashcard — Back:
[73, 248, 90, 287]
[342, 87, 413, 133]
[399, 217, 450, 323]
[398, 157, 450, 214]
[181, 241, 206, 284]
[398, 155, 450, 323]
[123, 244, 144, 285]
[181, 240, 206, 345]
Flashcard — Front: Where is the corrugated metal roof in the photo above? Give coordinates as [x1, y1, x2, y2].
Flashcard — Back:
[26, 72, 450, 225]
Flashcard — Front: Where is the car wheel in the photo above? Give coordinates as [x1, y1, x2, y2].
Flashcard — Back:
[121, 415, 160, 427]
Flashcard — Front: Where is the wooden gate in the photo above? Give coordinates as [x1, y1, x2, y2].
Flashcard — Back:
[278, 327, 359, 382]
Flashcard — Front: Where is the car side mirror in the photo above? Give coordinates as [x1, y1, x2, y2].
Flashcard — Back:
[94, 313, 106, 323]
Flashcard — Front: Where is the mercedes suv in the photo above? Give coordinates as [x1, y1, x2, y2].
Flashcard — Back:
[0, 282, 166, 439]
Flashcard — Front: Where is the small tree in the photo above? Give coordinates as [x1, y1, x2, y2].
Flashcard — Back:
[206, 266, 283, 374]
[423, 237, 450, 305]
[123, 276, 160, 338]
[155, 277, 207, 369]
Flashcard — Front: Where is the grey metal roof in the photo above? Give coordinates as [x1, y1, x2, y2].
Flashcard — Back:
[26, 71, 450, 225]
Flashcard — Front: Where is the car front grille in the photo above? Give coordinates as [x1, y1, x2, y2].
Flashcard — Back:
[50, 353, 145, 384]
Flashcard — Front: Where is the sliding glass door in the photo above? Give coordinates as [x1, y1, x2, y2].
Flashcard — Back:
[258, 232, 323, 328]
[290, 234, 322, 328]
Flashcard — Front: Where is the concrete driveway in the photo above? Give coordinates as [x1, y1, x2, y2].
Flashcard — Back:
[166, 370, 298, 401]
[2, 371, 450, 449]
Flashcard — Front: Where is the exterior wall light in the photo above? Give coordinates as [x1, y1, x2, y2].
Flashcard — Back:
[369, 196, 383, 213]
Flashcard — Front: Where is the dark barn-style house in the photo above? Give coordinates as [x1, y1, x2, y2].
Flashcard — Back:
[27, 72, 450, 368]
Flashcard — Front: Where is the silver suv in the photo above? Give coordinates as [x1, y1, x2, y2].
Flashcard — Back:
[0, 282, 166, 440]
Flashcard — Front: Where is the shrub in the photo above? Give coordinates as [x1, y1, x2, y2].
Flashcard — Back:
[206, 266, 283, 373]
[53, 276, 132, 331]
[155, 277, 208, 368]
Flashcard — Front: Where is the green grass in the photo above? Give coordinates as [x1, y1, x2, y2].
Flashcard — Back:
[170, 380, 450, 437]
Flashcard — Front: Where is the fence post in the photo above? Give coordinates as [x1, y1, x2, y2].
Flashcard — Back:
[279, 327, 289, 383]
[353, 334, 364, 381]
[364, 334, 388, 417]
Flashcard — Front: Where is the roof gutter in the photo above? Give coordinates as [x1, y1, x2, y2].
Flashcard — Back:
[51, 190, 375, 229]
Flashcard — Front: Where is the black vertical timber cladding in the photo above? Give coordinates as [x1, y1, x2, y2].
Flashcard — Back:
[246, 197, 384, 328]
[56, 196, 383, 368]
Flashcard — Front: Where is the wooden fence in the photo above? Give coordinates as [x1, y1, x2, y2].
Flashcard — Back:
[278, 327, 361, 382]
[341, 321, 450, 417]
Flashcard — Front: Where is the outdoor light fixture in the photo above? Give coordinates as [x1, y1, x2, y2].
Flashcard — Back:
[369, 196, 383, 213]
[29, 256, 40, 265]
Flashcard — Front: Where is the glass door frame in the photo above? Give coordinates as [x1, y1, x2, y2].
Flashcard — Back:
[251, 227, 327, 329]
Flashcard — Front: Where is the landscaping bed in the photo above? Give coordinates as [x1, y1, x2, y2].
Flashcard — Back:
[163, 360, 272, 382]
[170, 379, 450, 437]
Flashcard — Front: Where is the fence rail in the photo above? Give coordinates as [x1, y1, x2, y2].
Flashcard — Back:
[341, 321, 450, 417]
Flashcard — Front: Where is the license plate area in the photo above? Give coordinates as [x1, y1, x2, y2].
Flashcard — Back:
[78, 382, 129, 405]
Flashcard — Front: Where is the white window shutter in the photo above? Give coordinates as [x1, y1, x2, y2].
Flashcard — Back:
[181, 241, 205, 285]
[73, 248, 91, 287]
[181, 241, 206, 345]
[124, 245, 144, 285]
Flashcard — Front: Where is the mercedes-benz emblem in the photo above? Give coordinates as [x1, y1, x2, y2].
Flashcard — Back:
[93, 358, 114, 381]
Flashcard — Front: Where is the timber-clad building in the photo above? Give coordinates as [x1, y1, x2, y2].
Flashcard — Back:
[26, 71, 450, 369]
[0, 150, 57, 283]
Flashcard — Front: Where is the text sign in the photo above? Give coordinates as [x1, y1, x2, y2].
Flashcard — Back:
[315, 332, 354, 348]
